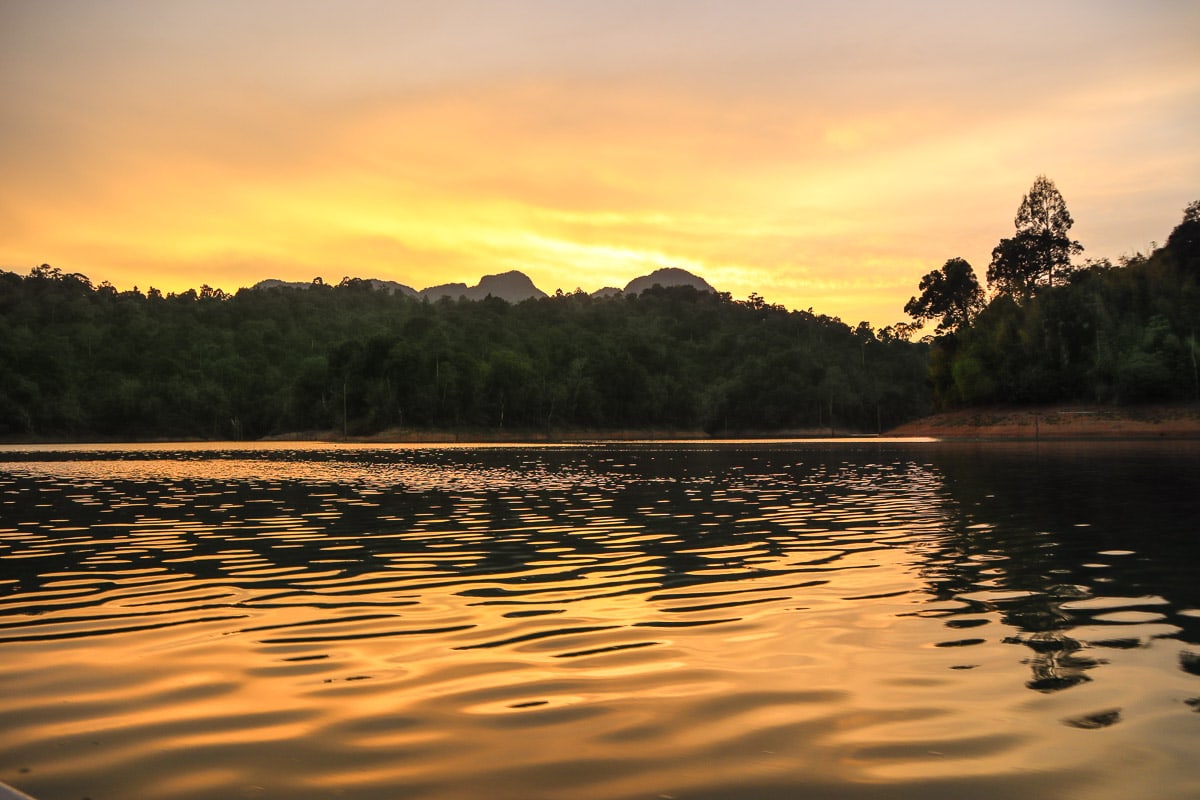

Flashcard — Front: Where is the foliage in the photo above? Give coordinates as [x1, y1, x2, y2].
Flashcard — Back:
[904, 257, 985, 335]
[922, 200, 1200, 407]
[0, 272, 932, 439]
[1165, 200, 1200, 277]
[987, 175, 1083, 298]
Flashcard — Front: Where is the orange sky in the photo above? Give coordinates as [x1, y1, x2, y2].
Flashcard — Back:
[2, 1, 1198, 325]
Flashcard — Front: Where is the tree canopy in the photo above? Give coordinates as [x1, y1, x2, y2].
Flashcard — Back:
[0, 274, 931, 440]
[1165, 199, 1200, 276]
[904, 257, 985, 336]
[987, 175, 1083, 299]
[914, 195, 1200, 407]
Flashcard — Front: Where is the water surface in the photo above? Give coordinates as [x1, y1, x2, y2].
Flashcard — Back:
[1, 440, 1198, 799]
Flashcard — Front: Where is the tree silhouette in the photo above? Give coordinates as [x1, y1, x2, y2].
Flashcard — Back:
[0, 269, 934, 438]
[987, 175, 1083, 298]
[1165, 200, 1200, 277]
[904, 257, 985, 335]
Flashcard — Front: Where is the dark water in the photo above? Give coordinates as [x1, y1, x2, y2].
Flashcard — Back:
[1, 440, 1198, 800]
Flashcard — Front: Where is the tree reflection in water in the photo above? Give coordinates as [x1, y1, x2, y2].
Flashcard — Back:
[912, 440, 1200, 694]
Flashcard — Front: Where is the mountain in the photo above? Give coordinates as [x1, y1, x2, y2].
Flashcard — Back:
[252, 278, 311, 291]
[252, 277, 417, 296]
[365, 279, 418, 296]
[419, 270, 548, 303]
[252, 267, 716, 304]
[418, 282, 471, 300]
[621, 268, 716, 296]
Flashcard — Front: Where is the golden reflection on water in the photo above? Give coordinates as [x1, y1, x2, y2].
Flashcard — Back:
[1, 442, 1199, 800]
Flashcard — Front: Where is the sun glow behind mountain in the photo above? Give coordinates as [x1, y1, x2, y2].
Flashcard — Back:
[1, 1, 1198, 324]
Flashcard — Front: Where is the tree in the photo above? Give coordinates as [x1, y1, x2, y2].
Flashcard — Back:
[987, 175, 1083, 298]
[1165, 200, 1200, 276]
[904, 257, 985, 335]
[0, 265, 935, 436]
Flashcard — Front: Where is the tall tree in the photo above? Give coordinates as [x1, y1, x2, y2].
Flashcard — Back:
[904, 257, 985, 335]
[987, 175, 1083, 298]
[1165, 200, 1200, 276]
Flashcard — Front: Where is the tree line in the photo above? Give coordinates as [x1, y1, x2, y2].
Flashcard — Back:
[0, 271, 931, 440]
[905, 177, 1199, 407]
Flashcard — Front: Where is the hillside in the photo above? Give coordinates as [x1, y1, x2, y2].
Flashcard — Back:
[0, 269, 931, 441]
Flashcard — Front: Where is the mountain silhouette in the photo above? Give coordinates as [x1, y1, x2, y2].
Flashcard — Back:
[253, 278, 417, 296]
[420, 271, 548, 303]
[622, 268, 715, 296]
[251, 267, 716, 303]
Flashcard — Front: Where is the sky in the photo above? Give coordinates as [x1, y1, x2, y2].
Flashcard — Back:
[2, 1, 1198, 326]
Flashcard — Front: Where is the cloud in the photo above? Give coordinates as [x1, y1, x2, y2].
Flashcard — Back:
[1, 1, 1198, 325]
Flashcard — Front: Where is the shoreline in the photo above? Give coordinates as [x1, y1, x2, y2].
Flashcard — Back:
[263, 425, 864, 444]
[0, 426, 865, 446]
[5, 405, 1199, 445]
[886, 403, 1200, 440]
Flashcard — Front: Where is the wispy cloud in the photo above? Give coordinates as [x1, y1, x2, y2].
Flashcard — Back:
[2, 1, 1197, 323]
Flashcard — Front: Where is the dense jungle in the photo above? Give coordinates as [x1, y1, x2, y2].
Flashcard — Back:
[2, 179, 1196, 441]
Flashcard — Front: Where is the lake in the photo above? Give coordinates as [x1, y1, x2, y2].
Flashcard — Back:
[1, 440, 1198, 800]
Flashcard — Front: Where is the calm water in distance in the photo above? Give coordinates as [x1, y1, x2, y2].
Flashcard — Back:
[1, 440, 1198, 800]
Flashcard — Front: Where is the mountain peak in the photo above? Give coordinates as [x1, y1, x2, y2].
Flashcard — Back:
[251, 277, 416, 296]
[420, 270, 547, 303]
[476, 271, 547, 299]
[622, 268, 715, 296]
[252, 268, 718, 304]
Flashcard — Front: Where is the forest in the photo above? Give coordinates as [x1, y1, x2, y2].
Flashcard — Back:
[906, 178, 1200, 408]
[3, 178, 1195, 442]
[0, 271, 930, 440]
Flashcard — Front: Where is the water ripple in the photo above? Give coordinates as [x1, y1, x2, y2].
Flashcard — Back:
[2, 441, 1199, 800]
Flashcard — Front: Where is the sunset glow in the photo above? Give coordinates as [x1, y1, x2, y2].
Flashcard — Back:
[2, 1, 1198, 324]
